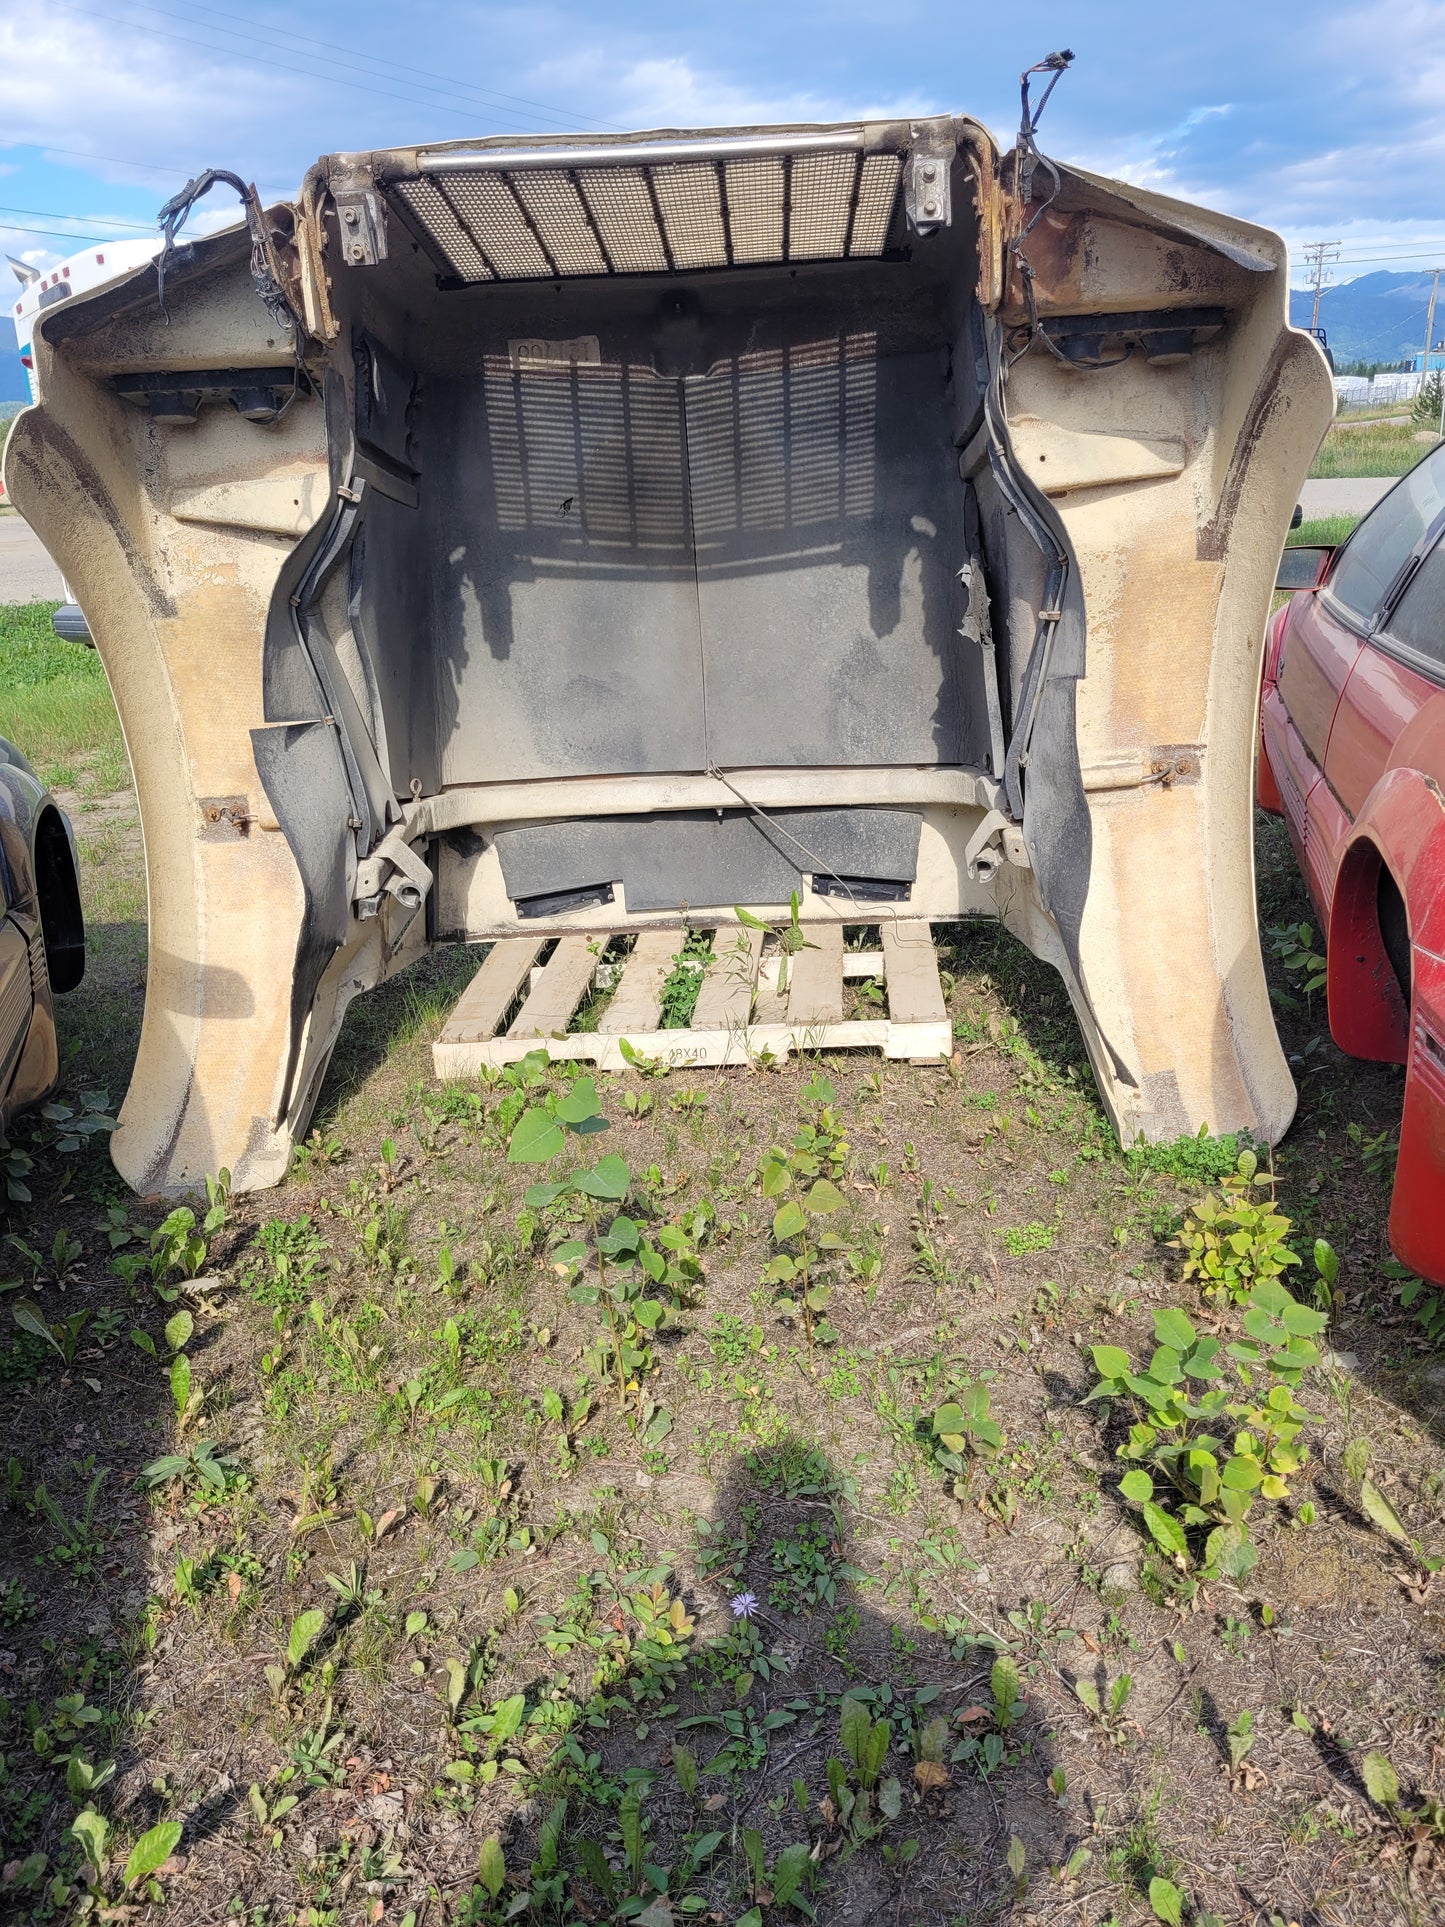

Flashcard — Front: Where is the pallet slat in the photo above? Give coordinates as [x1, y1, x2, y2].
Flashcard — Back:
[752, 953, 788, 1025]
[508, 936, 597, 1038]
[435, 1015, 948, 1074]
[599, 929, 680, 1034]
[787, 922, 844, 1025]
[880, 920, 948, 1024]
[691, 925, 762, 1031]
[431, 919, 952, 1075]
[442, 936, 545, 1043]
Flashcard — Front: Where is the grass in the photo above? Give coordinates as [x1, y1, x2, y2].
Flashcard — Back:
[1289, 513, 1360, 549]
[0, 599, 129, 794]
[0, 614, 1440, 1926]
[0, 602, 144, 1092]
[1309, 417, 1439, 479]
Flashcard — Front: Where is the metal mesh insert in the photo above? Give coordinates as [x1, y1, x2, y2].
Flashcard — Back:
[725, 156, 784, 264]
[851, 154, 903, 255]
[444, 174, 552, 277]
[577, 167, 669, 272]
[509, 172, 608, 276]
[789, 151, 859, 259]
[388, 144, 905, 282]
[649, 162, 727, 269]
[390, 178, 493, 281]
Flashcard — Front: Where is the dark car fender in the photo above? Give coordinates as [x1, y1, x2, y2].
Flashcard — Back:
[0, 744, 85, 1124]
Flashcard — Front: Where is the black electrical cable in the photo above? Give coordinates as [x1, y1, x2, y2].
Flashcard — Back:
[154, 168, 307, 415]
[1005, 51, 1074, 370]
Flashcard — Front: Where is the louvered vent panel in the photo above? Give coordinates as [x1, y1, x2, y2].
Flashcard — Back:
[391, 179, 492, 281]
[389, 145, 904, 282]
[510, 172, 608, 275]
[649, 163, 727, 269]
[28, 934, 48, 1001]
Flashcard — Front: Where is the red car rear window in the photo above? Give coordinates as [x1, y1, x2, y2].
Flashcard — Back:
[1331, 444, 1445, 625]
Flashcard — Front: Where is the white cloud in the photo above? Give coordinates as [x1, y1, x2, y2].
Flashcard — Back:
[525, 46, 927, 132]
[3, 0, 1443, 281]
[0, 13, 326, 197]
[2, 238, 57, 277]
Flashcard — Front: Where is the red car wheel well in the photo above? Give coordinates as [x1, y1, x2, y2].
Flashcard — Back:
[1327, 838, 1410, 1064]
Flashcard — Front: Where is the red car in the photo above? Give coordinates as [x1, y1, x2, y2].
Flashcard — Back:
[1259, 442, 1445, 1284]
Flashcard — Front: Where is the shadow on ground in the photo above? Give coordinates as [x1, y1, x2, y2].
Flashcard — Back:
[464, 1434, 1076, 1925]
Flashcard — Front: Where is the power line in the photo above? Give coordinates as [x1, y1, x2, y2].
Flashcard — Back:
[0, 220, 125, 243]
[1316, 248, 1445, 266]
[0, 140, 292, 199]
[1339, 302, 1436, 355]
[0, 202, 159, 233]
[147, 0, 621, 132]
[57, 2, 596, 137]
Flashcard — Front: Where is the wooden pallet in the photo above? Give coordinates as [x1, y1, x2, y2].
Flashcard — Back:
[432, 920, 952, 1075]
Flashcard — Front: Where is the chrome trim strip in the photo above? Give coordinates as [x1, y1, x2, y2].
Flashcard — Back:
[417, 131, 869, 173]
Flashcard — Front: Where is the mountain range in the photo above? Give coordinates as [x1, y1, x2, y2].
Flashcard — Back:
[1288, 270, 1441, 368]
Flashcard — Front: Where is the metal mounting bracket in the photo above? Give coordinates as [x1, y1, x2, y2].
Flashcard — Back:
[964, 810, 1031, 882]
[904, 138, 953, 237]
[332, 184, 388, 266]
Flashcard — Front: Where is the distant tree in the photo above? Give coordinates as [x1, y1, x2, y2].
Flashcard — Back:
[1412, 372, 1444, 432]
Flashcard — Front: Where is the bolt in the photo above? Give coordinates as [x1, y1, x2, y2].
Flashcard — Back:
[349, 244, 366, 262]
[923, 199, 939, 218]
[922, 164, 938, 183]
[342, 207, 359, 226]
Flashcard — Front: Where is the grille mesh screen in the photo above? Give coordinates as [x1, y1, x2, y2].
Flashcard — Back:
[391, 179, 493, 280]
[725, 156, 784, 263]
[788, 151, 859, 258]
[444, 174, 551, 278]
[650, 161, 727, 269]
[387, 145, 906, 282]
[578, 167, 670, 272]
[851, 154, 904, 254]
[510, 172, 608, 275]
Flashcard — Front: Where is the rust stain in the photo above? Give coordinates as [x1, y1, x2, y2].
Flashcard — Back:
[1002, 207, 1088, 321]
[1197, 334, 1292, 560]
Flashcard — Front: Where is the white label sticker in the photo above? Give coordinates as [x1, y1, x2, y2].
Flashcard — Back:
[508, 335, 602, 370]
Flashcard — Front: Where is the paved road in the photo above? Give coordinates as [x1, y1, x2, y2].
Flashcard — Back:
[0, 513, 65, 603]
[1298, 476, 1394, 519]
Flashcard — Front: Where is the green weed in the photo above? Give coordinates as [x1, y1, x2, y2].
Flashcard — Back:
[657, 930, 712, 1028]
[1088, 1287, 1325, 1590]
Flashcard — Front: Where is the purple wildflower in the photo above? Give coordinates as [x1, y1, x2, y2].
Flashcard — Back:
[730, 1591, 758, 1619]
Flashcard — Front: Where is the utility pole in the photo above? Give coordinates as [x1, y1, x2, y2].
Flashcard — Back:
[1303, 239, 1341, 334]
[1422, 267, 1441, 388]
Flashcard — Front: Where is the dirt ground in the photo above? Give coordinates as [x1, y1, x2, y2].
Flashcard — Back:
[1, 799, 1442, 1927]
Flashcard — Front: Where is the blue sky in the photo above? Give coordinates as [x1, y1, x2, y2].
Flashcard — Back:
[3, 0, 1443, 315]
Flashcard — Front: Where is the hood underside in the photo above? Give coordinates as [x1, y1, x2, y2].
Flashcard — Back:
[2, 111, 1334, 1193]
